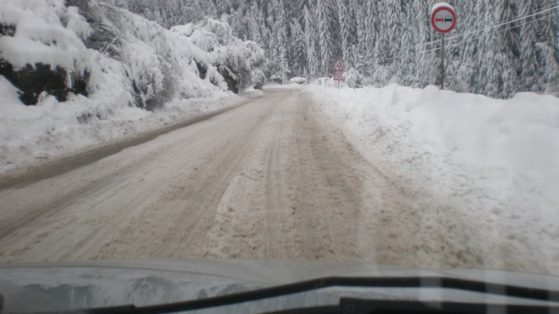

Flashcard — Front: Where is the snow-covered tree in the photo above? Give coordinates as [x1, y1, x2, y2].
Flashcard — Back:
[365, 1, 379, 76]
[495, 0, 519, 98]
[247, 3, 264, 44]
[398, 1, 417, 86]
[519, 0, 539, 92]
[289, 18, 306, 76]
[304, 4, 320, 79]
[317, 0, 331, 76]
[337, 0, 354, 69]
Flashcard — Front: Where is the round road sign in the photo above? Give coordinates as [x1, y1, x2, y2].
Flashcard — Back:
[431, 3, 457, 33]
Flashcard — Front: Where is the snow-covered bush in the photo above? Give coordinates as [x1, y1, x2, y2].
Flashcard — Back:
[344, 68, 363, 88]
[85, 4, 246, 110]
[172, 19, 266, 92]
[251, 68, 266, 90]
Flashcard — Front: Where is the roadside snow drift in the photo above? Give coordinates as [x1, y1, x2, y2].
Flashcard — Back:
[309, 84, 559, 273]
[0, 0, 265, 174]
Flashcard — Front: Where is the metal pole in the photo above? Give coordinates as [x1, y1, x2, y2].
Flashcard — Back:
[441, 34, 445, 90]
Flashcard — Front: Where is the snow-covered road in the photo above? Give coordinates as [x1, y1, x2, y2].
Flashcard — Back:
[0, 88, 551, 274]
[0, 88, 370, 262]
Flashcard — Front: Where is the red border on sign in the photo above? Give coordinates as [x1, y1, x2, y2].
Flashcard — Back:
[431, 6, 457, 34]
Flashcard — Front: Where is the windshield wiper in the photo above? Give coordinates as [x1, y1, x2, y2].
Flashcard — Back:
[48, 276, 559, 314]
[267, 298, 559, 314]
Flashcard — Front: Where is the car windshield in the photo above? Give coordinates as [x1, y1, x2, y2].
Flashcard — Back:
[0, 0, 558, 313]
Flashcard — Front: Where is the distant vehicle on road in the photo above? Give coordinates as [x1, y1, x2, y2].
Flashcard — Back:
[289, 77, 307, 85]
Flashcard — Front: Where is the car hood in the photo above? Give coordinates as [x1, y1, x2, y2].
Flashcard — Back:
[2, 260, 559, 313]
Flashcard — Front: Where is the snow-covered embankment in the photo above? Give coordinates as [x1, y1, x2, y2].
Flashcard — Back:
[308, 84, 559, 273]
[0, 0, 265, 175]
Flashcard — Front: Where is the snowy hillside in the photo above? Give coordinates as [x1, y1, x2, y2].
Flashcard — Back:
[308, 84, 559, 270]
[0, 0, 265, 174]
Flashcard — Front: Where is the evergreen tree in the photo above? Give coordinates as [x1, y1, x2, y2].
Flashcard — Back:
[337, 0, 353, 68]
[411, 0, 433, 88]
[290, 18, 306, 76]
[248, 3, 264, 44]
[519, 0, 539, 91]
[318, 0, 340, 76]
[398, 1, 416, 85]
[214, 0, 232, 16]
[276, 0, 289, 82]
[496, 0, 519, 98]
[534, 0, 559, 92]
[354, 0, 367, 74]
[477, 1, 499, 96]
[229, 11, 246, 40]
[318, 0, 331, 76]
[304, 4, 320, 79]
[366, 1, 379, 77]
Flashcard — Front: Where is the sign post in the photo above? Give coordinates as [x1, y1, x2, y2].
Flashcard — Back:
[441, 35, 445, 90]
[431, 3, 457, 90]
[333, 61, 344, 88]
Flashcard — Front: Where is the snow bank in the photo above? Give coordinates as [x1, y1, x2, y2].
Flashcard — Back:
[0, 1, 265, 175]
[332, 85, 559, 181]
[311, 77, 335, 87]
[0, 75, 249, 174]
[308, 84, 559, 273]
